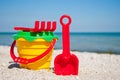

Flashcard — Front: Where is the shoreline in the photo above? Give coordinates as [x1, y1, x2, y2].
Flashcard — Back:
[0, 46, 120, 80]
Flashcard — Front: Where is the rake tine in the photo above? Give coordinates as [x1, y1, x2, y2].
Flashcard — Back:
[39, 21, 45, 32]
[50, 21, 56, 32]
[44, 21, 51, 31]
[33, 21, 40, 32]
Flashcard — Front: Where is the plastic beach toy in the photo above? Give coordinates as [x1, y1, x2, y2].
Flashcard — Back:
[10, 20, 58, 70]
[14, 21, 56, 32]
[54, 14, 79, 75]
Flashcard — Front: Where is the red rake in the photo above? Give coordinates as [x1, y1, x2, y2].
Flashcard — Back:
[14, 21, 56, 32]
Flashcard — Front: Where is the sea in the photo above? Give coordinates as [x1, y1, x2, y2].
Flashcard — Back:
[0, 32, 120, 54]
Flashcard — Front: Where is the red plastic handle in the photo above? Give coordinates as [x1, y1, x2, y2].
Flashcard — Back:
[60, 15, 71, 26]
[60, 15, 71, 55]
[14, 21, 40, 32]
[10, 38, 56, 64]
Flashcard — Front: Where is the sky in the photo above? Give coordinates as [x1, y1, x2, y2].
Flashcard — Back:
[0, 0, 120, 32]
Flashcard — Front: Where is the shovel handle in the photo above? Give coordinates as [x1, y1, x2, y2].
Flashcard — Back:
[60, 15, 71, 26]
[60, 15, 72, 54]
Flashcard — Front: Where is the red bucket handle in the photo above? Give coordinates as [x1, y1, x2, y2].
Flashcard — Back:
[10, 38, 56, 64]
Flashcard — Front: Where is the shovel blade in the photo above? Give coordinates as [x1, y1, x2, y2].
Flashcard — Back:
[54, 54, 79, 75]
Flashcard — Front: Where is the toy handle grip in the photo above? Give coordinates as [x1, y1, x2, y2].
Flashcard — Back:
[60, 14, 72, 54]
[10, 38, 56, 64]
[60, 14, 71, 26]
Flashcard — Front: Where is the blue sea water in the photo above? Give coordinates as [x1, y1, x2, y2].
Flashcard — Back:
[0, 32, 120, 54]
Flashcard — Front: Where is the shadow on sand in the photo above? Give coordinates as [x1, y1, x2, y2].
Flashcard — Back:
[8, 63, 20, 69]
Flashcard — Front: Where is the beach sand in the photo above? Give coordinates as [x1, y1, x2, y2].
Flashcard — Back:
[0, 46, 120, 80]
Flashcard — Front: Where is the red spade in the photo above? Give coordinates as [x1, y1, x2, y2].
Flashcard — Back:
[54, 15, 79, 75]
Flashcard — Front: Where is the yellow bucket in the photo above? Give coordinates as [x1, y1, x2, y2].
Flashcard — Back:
[16, 38, 54, 70]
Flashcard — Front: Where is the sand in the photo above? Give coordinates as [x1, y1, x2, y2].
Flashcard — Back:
[0, 46, 120, 80]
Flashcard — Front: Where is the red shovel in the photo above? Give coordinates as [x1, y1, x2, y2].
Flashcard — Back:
[54, 15, 79, 75]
